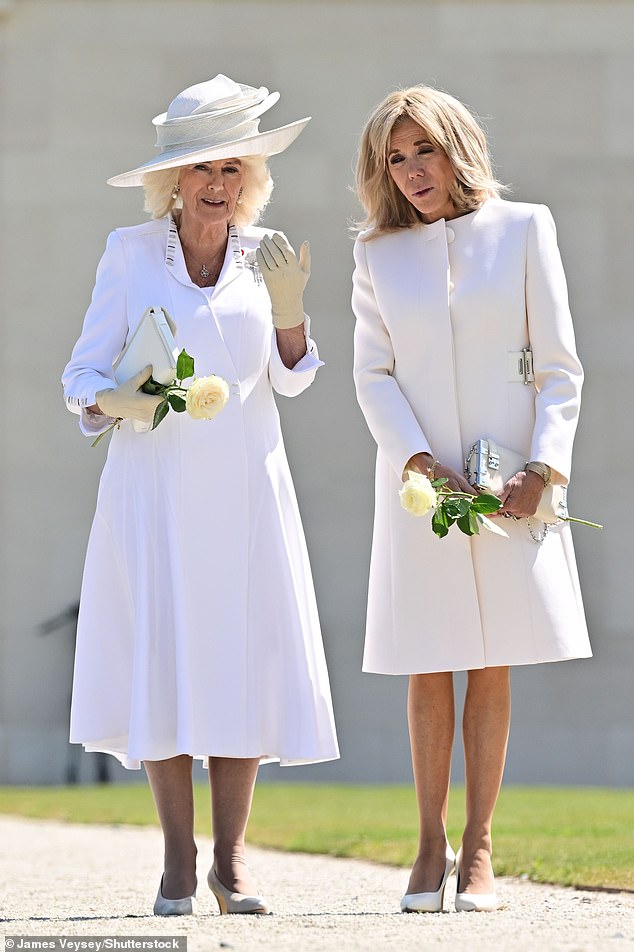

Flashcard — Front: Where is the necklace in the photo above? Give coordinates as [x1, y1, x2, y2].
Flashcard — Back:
[173, 213, 228, 286]
[181, 242, 225, 286]
[170, 218, 260, 287]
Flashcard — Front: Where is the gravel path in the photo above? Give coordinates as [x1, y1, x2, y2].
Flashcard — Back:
[1, 816, 633, 951]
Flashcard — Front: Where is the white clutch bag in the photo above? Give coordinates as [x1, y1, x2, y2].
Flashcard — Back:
[113, 306, 179, 386]
[464, 438, 568, 524]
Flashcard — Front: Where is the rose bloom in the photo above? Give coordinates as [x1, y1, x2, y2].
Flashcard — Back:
[399, 471, 437, 517]
[185, 375, 230, 420]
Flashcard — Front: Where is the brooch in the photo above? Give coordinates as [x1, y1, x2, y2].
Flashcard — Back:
[242, 249, 264, 286]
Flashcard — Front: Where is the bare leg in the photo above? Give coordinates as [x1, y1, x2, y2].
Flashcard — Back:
[406, 672, 455, 893]
[145, 755, 197, 899]
[209, 756, 261, 894]
[460, 665, 511, 893]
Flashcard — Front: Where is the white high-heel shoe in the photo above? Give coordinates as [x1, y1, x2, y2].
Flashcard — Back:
[454, 848, 499, 912]
[207, 867, 270, 915]
[400, 843, 455, 913]
[153, 876, 197, 916]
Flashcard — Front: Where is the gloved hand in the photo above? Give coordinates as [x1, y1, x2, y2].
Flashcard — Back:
[256, 233, 310, 329]
[96, 366, 164, 424]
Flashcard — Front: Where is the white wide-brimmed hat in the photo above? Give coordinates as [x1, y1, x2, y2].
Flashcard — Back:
[107, 74, 310, 187]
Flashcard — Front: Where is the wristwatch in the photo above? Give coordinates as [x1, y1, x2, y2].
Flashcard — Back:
[524, 461, 552, 486]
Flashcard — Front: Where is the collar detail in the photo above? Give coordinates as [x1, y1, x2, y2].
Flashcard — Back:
[166, 217, 247, 269]
[166, 215, 179, 267]
[165, 217, 263, 287]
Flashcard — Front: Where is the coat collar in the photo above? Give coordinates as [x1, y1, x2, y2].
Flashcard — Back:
[165, 216, 251, 292]
[367, 204, 486, 262]
[420, 218, 447, 242]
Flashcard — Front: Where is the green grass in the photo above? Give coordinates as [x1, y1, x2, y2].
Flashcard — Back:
[0, 783, 632, 891]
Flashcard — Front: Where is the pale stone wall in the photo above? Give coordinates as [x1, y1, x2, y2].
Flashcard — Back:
[1, 0, 631, 784]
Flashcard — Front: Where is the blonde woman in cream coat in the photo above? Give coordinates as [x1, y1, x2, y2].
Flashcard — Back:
[352, 86, 591, 914]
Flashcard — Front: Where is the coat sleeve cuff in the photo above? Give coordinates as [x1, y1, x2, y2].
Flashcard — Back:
[291, 335, 324, 374]
[269, 316, 323, 396]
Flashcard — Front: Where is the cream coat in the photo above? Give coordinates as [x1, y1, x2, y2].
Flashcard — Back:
[353, 199, 591, 674]
[63, 216, 339, 768]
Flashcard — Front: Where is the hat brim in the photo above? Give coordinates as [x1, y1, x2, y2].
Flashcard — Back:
[107, 117, 310, 187]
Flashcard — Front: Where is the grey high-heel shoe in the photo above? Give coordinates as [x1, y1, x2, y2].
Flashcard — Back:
[207, 866, 270, 915]
[153, 876, 197, 916]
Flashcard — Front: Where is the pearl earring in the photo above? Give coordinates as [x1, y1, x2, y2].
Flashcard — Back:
[172, 185, 180, 201]
[237, 187, 244, 205]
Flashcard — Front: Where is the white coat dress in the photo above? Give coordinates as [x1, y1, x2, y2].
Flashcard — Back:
[63, 215, 339, 769]
[352, 198, 591, 675]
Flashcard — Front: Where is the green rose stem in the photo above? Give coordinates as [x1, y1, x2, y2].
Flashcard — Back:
[430, 479, 603, 536]
[561, 516, 603, 529]
[431, 478, 501, 539]
[90, 418, 122, 448]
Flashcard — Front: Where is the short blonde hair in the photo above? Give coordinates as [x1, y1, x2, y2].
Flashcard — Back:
[142, 156, 273, 226]
[355, 86, 504, 237]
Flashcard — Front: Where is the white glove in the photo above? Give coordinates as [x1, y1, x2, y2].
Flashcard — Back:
[256, 233, 310, 329]
[96, 365, 163, 424]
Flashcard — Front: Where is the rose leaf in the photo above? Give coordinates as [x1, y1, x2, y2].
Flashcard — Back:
[176, 349, 195, 382]
[151, 399, 170, 430]
[167, 394, 187, 413]
[471, 493, 502, 514]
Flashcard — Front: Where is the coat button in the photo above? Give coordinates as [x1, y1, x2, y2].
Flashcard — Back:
[446, 226, 455, 243]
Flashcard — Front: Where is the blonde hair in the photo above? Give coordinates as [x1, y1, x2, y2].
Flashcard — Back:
[355, 86, 504, 237]
[142, 156, 273, 226]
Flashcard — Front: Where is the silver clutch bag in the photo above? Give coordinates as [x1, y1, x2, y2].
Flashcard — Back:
[464, 438, 568, 524]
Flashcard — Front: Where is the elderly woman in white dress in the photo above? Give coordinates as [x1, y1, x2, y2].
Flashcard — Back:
[352, 86, 591, 914]
[63, 75, 338, 917]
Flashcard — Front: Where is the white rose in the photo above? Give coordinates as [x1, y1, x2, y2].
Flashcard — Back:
[185, 375, 230, 421]
[399, 471, 437, 517]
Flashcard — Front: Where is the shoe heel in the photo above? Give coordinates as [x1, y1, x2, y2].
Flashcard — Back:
[214, 892, 228, 915]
